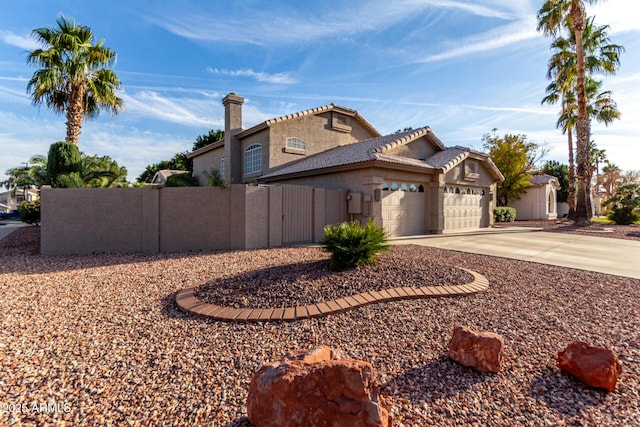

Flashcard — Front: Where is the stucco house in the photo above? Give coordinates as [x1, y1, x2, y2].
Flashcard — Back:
[189, 93, 504, 236]
[509, 174, 560, 220]
[0, 188, 39, 213]
[150, 169, 188, 186]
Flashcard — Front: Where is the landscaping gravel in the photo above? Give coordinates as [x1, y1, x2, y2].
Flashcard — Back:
[194, 246, 473, 308]
[1, 226, 639, 426]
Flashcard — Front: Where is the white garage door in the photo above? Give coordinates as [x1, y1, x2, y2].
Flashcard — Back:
[382, 184, 426, 237]
[443, 186, 486, 231]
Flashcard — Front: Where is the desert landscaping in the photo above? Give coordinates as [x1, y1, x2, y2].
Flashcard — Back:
[1, 224, 638, 425]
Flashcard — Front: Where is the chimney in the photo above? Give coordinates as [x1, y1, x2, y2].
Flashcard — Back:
[222, 93, 244, 183]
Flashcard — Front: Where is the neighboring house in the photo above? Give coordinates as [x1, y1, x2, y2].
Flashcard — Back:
[509, 174, 560, 220]
[150, 170, 188, 186]
[189, 93, 504, 236]
[0, 188, 39, 213]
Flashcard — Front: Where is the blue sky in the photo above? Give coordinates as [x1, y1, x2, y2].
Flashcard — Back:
[1, 0, 638, 182]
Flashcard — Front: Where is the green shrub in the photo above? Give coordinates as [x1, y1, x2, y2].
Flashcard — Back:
[607, 208, 639, 225]
[321, 218, 389, 271]
[204, 168, 227, 188]
[19, 199, 41, 225]
[165, 172, 198, 187]
[47, 141, 81, 187]
[493, 206, 516, 222]
[603, 183, 640, 225]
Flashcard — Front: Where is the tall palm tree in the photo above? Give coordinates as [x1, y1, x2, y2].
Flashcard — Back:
[539, 0, 597, 225]
[26, 15, 123, 146]
[599, 162, 622, 198]
[542, 79, 578, 217]
[539, 6, 622, 224]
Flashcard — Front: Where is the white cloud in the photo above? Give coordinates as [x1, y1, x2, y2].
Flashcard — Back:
[207, 68, 297, 84]
[0, 31, 38, 50]
[409, 0, 516, 19]
[149, 0, 522, 47]
[416, 14, 539, 63]
[587, 0, 640, 35]
[120, 90, 219, 128]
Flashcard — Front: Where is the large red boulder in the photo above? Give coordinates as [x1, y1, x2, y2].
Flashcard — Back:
[557, 341, 622, 392]
[448, 326, 504, 374]
[247, 346, 391, 427]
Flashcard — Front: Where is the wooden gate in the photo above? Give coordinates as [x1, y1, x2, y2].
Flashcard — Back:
[281, 185, 314, 244]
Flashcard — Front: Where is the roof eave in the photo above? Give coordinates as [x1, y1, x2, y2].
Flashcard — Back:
[259, 159, 439, 183]
[187, 141, 224, 158]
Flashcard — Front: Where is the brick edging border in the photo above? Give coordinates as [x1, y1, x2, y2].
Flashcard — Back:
[175, 267, 489, 322]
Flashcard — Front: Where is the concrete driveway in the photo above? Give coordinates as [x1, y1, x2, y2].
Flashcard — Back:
[0, 221, 25, 240]
[392, 227, 640, 279]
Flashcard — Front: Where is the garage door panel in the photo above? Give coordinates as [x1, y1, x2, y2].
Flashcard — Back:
[382, 190, 425, 236]
[444, 193, 484, 231]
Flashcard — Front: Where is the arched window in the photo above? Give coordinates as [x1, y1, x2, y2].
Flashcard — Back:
[381, 182, 389, 191]
[455, 187, 460, 194]
[244, 144, 262, 174]
[409, 184, 417, 192]
[418, 185, 424, 193]
[286, 137, 306, 151]
[448, 186, 454, 193]
[400, 183, 408, 192]
[390, 182, 399, 191]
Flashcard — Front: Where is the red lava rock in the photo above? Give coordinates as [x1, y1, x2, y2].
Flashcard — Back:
[557, 341, 622, 392]
[448, 325, 504, 374]
[247, 346, 391, 427]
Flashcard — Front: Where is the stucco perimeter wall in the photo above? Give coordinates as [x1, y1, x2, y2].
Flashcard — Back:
[41, 184, 346, 255]
[510, 185, 556, 220]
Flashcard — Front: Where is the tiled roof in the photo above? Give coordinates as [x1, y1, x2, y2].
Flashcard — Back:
[261, 128, 505, 182]
[262, 127, 458, 179]
[530, 174, 558, 186]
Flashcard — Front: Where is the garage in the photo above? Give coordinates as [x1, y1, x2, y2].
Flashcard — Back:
[443, 186, 486, 231]
[381, 182, 426, 236]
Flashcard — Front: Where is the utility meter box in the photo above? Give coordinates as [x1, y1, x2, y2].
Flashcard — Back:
[347, 192, 362, 214]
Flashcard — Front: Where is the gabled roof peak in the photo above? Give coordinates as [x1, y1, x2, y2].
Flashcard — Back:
[371, 126, 440, 154]
[238, 103, 380, 139]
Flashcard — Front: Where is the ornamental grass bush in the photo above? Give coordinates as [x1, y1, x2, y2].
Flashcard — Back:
[321, 218, 389, 271]
[493, 206, 516, 223]
[18, 199, 41, 225]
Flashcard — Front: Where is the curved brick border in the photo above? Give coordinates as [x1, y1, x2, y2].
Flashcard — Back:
[175, 267, 489, 322]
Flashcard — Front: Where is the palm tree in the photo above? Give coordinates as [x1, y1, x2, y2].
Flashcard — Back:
[599, 162, 622, 198]
[539, 1, 597, 225]
[58, 155, 128, 188]
[26, 15, 123, 146]
[542, 78, 578, 218]
[539, 6, 622, 224]
[1, 156, 48, 192]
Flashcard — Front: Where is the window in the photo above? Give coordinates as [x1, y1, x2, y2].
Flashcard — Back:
[409, 184, 417, 192]
[220, 157, 225, 179]
[464, 160, 479, 181]
[244, 144, 262, 175]
[418, 185, 424, 193]
[390, 182, 399, 191]
[400, 183, 408, 192]
[286, 137, 306, 151]
[332, 113, 352, 132]
[381, 182, 389, 191]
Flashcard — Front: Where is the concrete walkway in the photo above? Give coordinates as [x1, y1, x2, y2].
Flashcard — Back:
[0, 221, 25, 241]
[392, 227, 640, 279]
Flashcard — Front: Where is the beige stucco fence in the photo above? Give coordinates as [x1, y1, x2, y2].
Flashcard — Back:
[41, 185, 348, 255]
